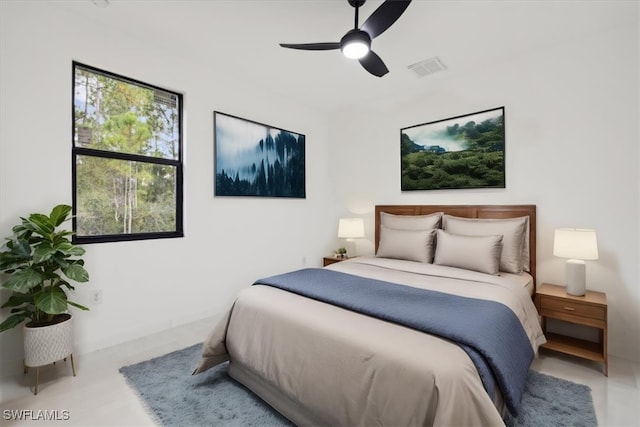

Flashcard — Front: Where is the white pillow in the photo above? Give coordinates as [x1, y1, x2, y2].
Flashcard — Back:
[376, 226, 437, 263]
[380, 211, 442, 230]
[442, 215, 528, 274]
[433, 230, 503, 275]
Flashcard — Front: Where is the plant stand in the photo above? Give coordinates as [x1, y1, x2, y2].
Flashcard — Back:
[23, 314, 76, 395]
[24, 355, 76, 395]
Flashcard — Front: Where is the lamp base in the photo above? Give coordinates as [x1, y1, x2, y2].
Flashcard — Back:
[565, 259, 586, 296]
[344, 238, 357, 258]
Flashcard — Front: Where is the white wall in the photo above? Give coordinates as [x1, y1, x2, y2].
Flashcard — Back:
[328, 24, 640, 362]
[0, 2, 338, 378]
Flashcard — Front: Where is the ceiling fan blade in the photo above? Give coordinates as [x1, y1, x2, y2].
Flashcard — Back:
[358, 50, 389, 77]
[361, 0, 412, 39]
[279, 42, 341, 51]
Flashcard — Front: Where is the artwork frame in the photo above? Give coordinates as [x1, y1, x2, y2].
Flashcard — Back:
[400, 107, 505, 191]
[214, 111, 306, 198]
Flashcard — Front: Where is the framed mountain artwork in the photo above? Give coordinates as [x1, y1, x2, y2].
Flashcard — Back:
[214, 112, 305, 198]
[401, 107, 505, 191]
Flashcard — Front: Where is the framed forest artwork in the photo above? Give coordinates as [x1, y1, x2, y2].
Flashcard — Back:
[401, 107, 505, 191]
[214, 112, 306, 198]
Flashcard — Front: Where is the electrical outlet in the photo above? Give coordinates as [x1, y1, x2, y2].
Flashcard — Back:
[301, 256, 307, 266]
[92, 289, 103, 305]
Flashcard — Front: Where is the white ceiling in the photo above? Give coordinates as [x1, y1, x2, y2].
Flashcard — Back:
[56, 0, 637, 113]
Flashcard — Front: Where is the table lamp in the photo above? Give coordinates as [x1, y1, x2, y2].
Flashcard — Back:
[553, 228, 598, 296]
[338, 218, 365, 258]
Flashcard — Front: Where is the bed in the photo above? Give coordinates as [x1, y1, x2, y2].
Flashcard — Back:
[194, 204, 545, 426]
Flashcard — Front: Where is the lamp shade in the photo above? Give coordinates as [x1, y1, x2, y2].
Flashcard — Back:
[553, 228, 599, 260]
[338, 218, 365, 239]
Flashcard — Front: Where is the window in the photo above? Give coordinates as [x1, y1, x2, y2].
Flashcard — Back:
[72, 62, 183, 244]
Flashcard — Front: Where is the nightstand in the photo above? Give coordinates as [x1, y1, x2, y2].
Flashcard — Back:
[323, 256, 350, 267]
[535, 283, 608, 376]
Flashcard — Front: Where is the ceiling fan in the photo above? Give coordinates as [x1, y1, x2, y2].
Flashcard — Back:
[279, 0, 412, 77]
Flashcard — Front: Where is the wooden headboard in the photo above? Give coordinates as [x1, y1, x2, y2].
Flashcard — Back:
[375, 204, 537, 287]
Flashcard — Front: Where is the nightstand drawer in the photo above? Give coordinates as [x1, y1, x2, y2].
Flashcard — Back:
[540, 297, 605, 320]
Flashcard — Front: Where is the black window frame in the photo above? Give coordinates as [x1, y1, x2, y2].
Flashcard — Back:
[71, 61, 184, 244]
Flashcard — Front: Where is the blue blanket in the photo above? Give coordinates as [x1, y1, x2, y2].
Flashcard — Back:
[254, 268, 533, 416]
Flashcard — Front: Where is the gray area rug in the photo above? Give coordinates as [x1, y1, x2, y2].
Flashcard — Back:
[120, 343, 597, 427]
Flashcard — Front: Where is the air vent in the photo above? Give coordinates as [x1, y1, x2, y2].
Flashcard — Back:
[77, 126, 93, 145]
[154, 90, 178, 108]
[408, 56, 447, 78]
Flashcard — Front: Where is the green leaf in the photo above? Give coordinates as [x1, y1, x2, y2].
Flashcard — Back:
[49, 204, 72, 227]
[60, 245, 85, 257]
[63, 263, 89, 282]
[67, 300, 89, 311]
[52, 240, 85, 257]
[0, 253, 26, 272]
[53, 241, 73, 251]
[32, 241, 55, 263]
[0, 313, 31, 332]
[0, 293, 31, 308]
[34, 287, 67, 314]
[56, 230, 75, 239]
[12, 223, 29, 234]
[11, 238, 31, 258]
[26, 213, 55, 236]
[0, 238, 31, 269]
[2, 268, 44, 292]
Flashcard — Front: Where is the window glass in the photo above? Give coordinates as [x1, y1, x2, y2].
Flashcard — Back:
[72, 62, 183, 243]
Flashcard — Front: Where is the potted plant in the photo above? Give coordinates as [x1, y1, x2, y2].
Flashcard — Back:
[334, 247, 347, 259]
[0, 204, 89, 393]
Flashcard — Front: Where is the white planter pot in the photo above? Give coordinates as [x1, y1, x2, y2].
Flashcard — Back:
[23, 314, 73, 368]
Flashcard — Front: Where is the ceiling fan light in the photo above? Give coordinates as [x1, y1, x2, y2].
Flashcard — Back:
[340, 29, 371, 60]
[342, 41, 369, 59]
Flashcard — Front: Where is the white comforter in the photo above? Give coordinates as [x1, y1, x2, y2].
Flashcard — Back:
[195, 257, 545, 426]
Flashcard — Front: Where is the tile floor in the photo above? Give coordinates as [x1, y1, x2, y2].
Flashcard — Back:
[1, 316, 638, 426]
